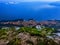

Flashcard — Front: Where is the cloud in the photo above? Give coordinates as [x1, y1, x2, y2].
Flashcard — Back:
[41, 5, 56, 8]
[33, 4, 56, 10]
[50, 1, 60, 7]
[5, 2, 19, 4]
[9, 2, 15, 4]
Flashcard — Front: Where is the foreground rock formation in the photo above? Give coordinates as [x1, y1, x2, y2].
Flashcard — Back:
[0, 27, 60, 45]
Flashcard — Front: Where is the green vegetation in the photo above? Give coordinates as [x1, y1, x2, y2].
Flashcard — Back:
[7, 38, 21, 45]
[0, 26, 59, 45]
[0, 29, 8, 39]
[17, 27, 54, 36]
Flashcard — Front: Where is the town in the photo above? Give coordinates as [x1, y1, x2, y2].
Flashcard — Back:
[0, 19, 60, 31]
[0, 19, 58, 27]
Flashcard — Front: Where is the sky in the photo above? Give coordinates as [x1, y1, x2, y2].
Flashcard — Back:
[0, 0, 60, 2]
[0, 0, 60, 20]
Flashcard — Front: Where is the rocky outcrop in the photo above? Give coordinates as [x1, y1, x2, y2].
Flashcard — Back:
[17, 32, 38, 45]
